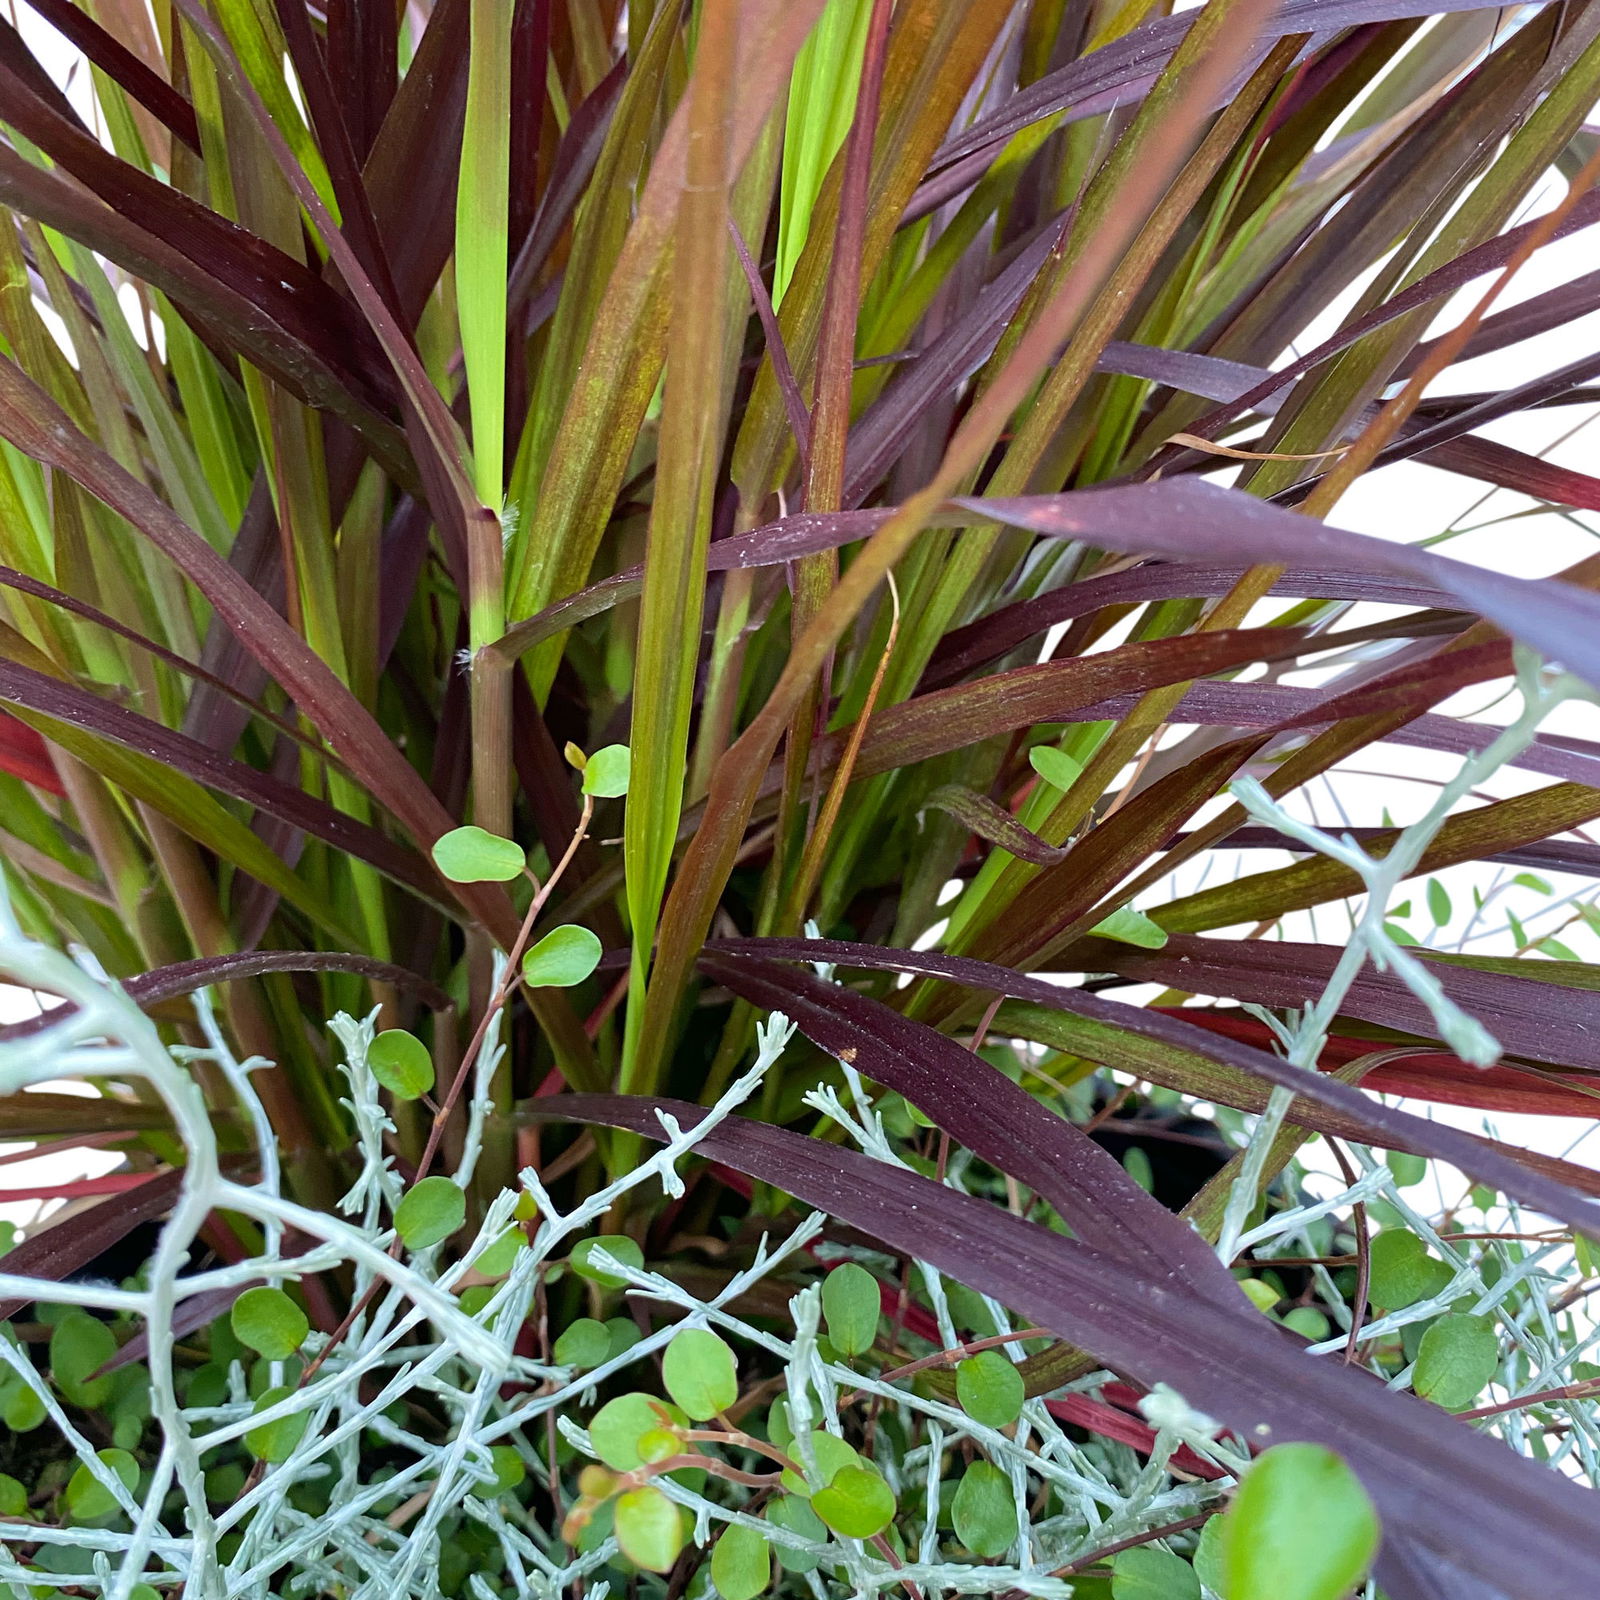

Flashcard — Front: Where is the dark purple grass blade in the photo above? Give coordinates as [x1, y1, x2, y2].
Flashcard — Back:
[1419, 432, 1600, 513]
[921, 786, 1067, 866]
[272, 0, 404, 317]
[509, 55, 627, 312]
[506, 0, 551, 254]
[698, 953, 1241, 1303]
[326, 0, 398, 162]
[0, 658, 442, 902]
[0, 952, 452, 1046]
[533, 1091, 1600, 1600]
[707, 940, 1600, 1240]
[0, 52, 396, 413]
[1087, 933, 1600, 1073]
[359, 0, 469, 329]
[927, 561, 1455, 686]
[1050, 677, 1600, 788]
[1194, 827, 1600, 880]
[731, 219, 811, 470]
[0, 14, 94, 138]
[19, 0, 200, 150]
[0, 356, 521, 946]
[0, 149, 404, 449]
[1146, 187, 1600, 469]
[0, 562, 340, 768]
[1403, 266, 1600, 375]
[0, 1160, 251, 1323]
[910, 0, 1568, 219]
[843, 218, 1066, 507]
[1351, 346, 1600, 485]
[957, 482, 1600, 690]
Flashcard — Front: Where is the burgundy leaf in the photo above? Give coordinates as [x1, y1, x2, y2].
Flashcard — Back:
[1092, 933, 1600, 1073]
[927, 561, 1456, 687]
[698, 952, 1242, 1304]
[10, 0, 198, 150]
[532, 1091, 1600, 1600]
[0, 658, 442, 903]
[0, 1160, 250, 1322]
[0, 951, 453, 1046]
[959, 482, 1600, 691]
[707, 939, 1600, 1240]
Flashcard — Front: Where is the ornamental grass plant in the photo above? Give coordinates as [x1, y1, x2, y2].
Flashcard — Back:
[2, 0, 1600, 1595]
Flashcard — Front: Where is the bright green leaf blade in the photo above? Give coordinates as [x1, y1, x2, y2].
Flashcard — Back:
[553, 1318, 612, 1368]
[614, 1485, 685, 1572]
[431, 825, 526, 882]
[1113, 1545, 1200, 1600]
[955, 1349, 1025, 1428]
[523, 924, 603, 987]
[1220, 1443, 1380, 1600]
[368, 1030, 435, 1100]
[711, 1520, 772, 1600]
[589, 1393, 687, 1471]
[569, 1235, 644, 1288]
[811, 1465, 895, 1540]
[1090, 906, 1169, 949]
[583, 743, 632, 798]
[821, 1261, 880, 1356]
[1413, 1313, 1499, 1410]
[661, 1327, 738, 1419]
[394, 1176, 466, 1250]
[230, 1286, 308, 1361]
[951, 1460, 1018, 1558]
[245, 1386, 311, 1464]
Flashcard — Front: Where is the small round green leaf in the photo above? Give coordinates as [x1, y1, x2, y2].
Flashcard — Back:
[472, 1225, 526, 1279]
[569, 1235, 644, 1288]
[1029, 746, 1082, 790]
[1282, 1306, 1329, 1341]
[780, 1430, 863, 1498]
[488, 1444, 525, 1493]
[64, 1448, 137, 1523]
[614, 1485, 685, 1572]
[1413, 1313, 1498, 1411]
[1367, 1230, 1452, 1310]
[1238, 1278, 1280, 1313]
[767, 1496, 827, 1573]
[951, 1460, 1017, 1557]
[50, 1312, 116, 1408]
[956, 1349, 1024, 1428]
[522, 924, 602, 987]
[368, 1030, 434, 1099]
[589, 1393, 687, 1471]
[3, 1378, 46, 1431]
[431, 825, 526, 882]
[1193, 1516, 1226, 1594]
[1112, 1545, 1200, 1600]
[821, 1262, 880, 1357]
[711, 1519, 771, 1600]
[662, 1327, 738, 1420]
[1220, 1442, 1380, 1600]
[1091, 906, 1169, 949]
[636, 1425, 682, 1464]
[811, 1465, 895, 1540]
[582, 744, 631, 798]
[230, 1287, 309, 1361]
[0, 1472, 25, 1518]
[394, 1176, 466, 1250]
[1384, 1149, 1427, 1188]
[554, 1318, 612, 1368]
[1426, 878, 1452, 926]
[245, 1386, 311, 1463]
